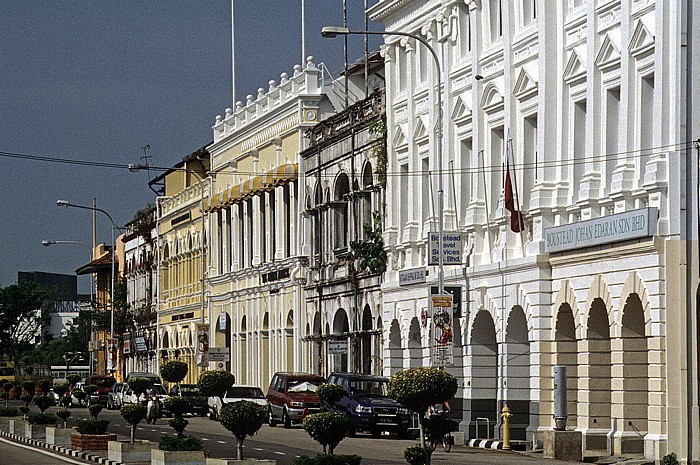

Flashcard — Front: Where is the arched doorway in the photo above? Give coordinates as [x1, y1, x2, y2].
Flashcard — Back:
[504, 306, 530, 440]
[262, 312, 270, 390]
[469, 310, 497, 438]
[361, 305, 372, 374]
[408, 317, 422, 367]
[239, 316, 247, 384]
[554, 303, 578, 427]
[332, 309, 349, 372]
[388, 319, 402, 375]
[312, 312, 321, 375]
[214, 311, 232, 372]
[584, 298, 612, 450]
[285, 311, 294, 371]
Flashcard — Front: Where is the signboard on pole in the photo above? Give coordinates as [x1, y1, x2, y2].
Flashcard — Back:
[429, 294, 454, 367]
[107, 338, 118, 372]
[208, 347, 230, 362]
[196, 323, 210, 366]
[428, 232, 463, 266]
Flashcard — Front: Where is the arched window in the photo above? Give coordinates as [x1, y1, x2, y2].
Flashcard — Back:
[333, 173, 350, 249]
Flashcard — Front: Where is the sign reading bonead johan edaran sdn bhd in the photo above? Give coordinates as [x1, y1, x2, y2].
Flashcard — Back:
[544, 207, 658, 253]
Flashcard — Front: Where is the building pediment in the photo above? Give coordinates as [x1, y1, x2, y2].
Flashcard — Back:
[563, 46, 587, 84]
[595, 31, 621, 72]
[513, 64, 539, 100]
[451, 95, 472, 125]
[629, 14, 655, 58]
[480, 81, 504, 113]
[393, 124, 408, 149]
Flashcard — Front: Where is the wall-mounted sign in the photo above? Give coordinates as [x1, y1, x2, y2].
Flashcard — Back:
[208, 347, 230, 362]
[134, 336, 148, 353]
[399, 267, 426, 286]
[544, 207, 658, 253]
[122, 338, 132, 355]
[428, 232, 463, 266]
[328, 339, 348, 355]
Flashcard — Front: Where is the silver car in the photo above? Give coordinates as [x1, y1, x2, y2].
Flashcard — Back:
[207, 385, 267, 421]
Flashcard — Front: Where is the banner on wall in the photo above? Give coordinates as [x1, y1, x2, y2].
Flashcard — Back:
[196, 324, 210, 366]
[107, 338, 118, 372]
[429, 293, 454, 367]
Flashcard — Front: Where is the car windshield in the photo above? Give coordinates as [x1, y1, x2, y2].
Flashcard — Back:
[226, 387, 264, 399]
[288, 380, 320, 393]
[152, 385, 167, 395]
[350, 379, 388, 396]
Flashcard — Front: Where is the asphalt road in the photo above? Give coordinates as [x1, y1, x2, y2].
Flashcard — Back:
[48, 405, 581, 465]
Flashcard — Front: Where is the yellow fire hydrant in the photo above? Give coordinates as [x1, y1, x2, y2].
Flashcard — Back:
[501, 403, 512, 450]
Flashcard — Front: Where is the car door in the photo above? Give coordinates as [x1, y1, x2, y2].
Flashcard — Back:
[336, 377, 352, 413]
[269, 375, 284, 417]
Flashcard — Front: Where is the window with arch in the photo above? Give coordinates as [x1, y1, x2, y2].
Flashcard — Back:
[333, 173, 350, 250]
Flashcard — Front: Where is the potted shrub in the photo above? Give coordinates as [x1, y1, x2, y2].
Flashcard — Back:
[46, 409, 75, 446]
[56, 408, 71, 428]
[19, 394, 33, 410]
[217, 400, 267, 461]
[66, 374, 82, 387]
[301, 412, 352, 455]
[2, 382, 13, 406]
[22, 381, 35, 397]
[153, 396, 204, 465]
[25, 412, 57, 440]
[160, 360, 188, 387]
[37, 379, 52, 396]
[108, 404, 155, 464]
[88, 403, 103, 419]
[127, 376, 154, 404]
[34, 394, 53, 413]
[70, 418, 115, 451]
[197, 370, 235, 418]
[316, 384, 345, 412]
[387, 367, 458, 465]
[84, 384, 98, 406]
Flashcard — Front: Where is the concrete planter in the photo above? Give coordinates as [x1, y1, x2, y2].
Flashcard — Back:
[207, 459, 276, 465]
[25, 424, 47, 440]
[108, 440, 157, 463]
[151, 449, 206, 465]
[9, 419, 28, 436]
[71, 432, 118, 451]
[46, 427, 77, 446]
[0, 416, 21, 432]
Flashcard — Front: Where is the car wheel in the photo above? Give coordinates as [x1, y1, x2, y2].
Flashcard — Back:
[283, 408, 292, 429]
[268, 407, 277, 427]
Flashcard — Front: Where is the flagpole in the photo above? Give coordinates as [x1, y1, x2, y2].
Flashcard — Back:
[301, 0, 306, 65]
[231, 0, 236, 107]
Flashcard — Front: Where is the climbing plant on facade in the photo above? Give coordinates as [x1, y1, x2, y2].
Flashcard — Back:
[348, 211, 387, 274]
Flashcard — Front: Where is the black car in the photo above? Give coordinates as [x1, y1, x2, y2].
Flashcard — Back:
[170, 383, 207, 416]
[326, 372, 412, 437]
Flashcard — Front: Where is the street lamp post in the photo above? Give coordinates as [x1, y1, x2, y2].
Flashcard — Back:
[321, 26, 447, 295]
[128, 163, 208, 364]
[57, 200, 119, 374]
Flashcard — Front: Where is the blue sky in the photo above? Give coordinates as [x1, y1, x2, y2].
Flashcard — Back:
[0, 1, 382, 292]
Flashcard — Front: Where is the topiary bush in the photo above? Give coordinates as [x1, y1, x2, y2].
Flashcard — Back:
[404, 445, 427, 465]
[316, 383, 346, 411]
[27, 412, 57, 425]
[292, 455, 363, 465]
[66, 374, 81, 387]
[120, 404, 147, 443]
[34, 395, 53, 413]
[71, 389, 87, 406]
[163, 396, 190, 419]
[127, 377, 153, 402]
[197, 370, 235, 399]
[218, 400, 266, 460]
[160, 360, 189, 385]
[38, 379, 52, 395]
[663, 452, 679, 465]
[388, 367, 457, 465]
[302, 412, 352, 455]
[84, 384, 98, 400]
[88, 403, 103, 419]
[168, 417, 189, 437]
[20, 394, 33, 408]
[60, 394, 71, 408]
[158, 434, 203, 451]
[53, 382, 69, 398]
[56, 409, 71, 428]
[75, 419, 110, 434]
[22, 381, 35, 396]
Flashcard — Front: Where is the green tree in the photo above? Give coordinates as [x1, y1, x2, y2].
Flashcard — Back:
[160, 360, 188, 386]
[218, 400, 267, 460]
[301, 412, 352, 455]
[316, 383, 345, 411]
[388, 368, 457, 465]
[197, 370, 234, 400]
[120, 404, 147, 443]
[127, 377, 153, 403]
[0, 282, 54, 362]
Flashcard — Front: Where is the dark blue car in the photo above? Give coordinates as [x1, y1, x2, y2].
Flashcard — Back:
[326, 372, 412, 438]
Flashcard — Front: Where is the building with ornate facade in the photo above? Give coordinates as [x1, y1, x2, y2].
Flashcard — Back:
[149, 148, 210, 384]
[369, 0, 699, 462]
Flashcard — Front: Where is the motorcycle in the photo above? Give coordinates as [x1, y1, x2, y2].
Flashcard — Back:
[146, 394, 161, 424]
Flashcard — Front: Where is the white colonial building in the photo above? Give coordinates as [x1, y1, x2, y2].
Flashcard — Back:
[369, 0, 700, 462]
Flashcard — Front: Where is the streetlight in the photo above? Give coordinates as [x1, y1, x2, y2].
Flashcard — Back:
[321, 26, 447, 294]
[324, 26, 453, 373]
[57, 200, 119, 374]
[128, 163, 208, 364]
[42, 240, 94, 305]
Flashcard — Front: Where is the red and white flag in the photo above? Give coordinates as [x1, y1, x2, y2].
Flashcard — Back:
[504, 159, 525, 233]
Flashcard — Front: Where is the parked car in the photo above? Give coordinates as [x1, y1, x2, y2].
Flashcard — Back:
[326, 372, 412, 438]
[170, 384, 208, 416]
[267, 372, 325, 428]
[85, 374, 116, 406]
[106, 382, 126, 410]
[207, 384, 267, 421]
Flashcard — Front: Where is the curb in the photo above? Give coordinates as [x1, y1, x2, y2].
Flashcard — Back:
[0, 430, 122, 465]
[468, 438, 503, 449]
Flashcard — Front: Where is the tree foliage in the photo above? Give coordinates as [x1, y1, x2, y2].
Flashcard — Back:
[127, 377, 153, 399]
[160, 360, 188, 385]
[218, 400, 266, 460]
[0, 282, 54, 361]
[120, 404, 147, 443]
[302, 412, 352, 455]
[316, 384, 345, 410]
[348, 211, 387, 274]
[197, 370, 234, 398]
